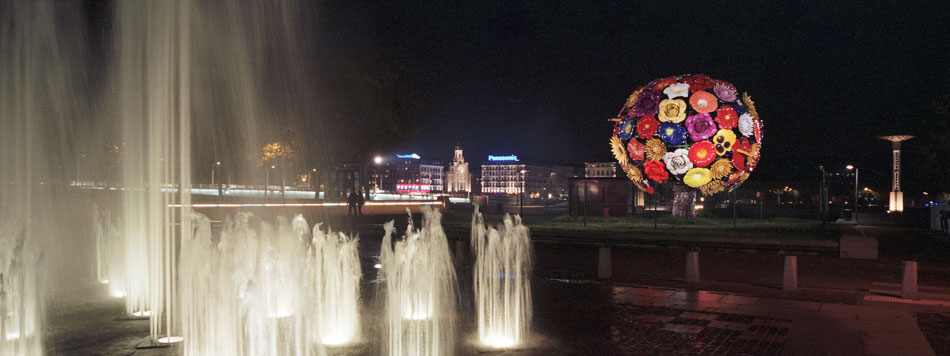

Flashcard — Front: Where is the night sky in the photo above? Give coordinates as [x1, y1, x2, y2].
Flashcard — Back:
[71, 1, 950, 195]
[337, 1, 950, 193]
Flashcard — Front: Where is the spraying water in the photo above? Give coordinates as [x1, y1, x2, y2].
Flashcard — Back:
[93, 207, 129, 301]
[178, 212, 361, 356]
[0, 221, 43, 356]
[1, 1, 96, 355]
[308, 222, 362, 346]
[379, 207, 458, 356]
[471, 205, 533, 349]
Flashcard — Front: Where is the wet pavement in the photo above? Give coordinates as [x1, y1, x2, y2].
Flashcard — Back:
[45, 212, 949, 355]
[49, 277, 947, 356]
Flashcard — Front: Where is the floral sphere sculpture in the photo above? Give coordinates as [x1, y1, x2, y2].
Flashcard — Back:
[611, 74, 763, 196]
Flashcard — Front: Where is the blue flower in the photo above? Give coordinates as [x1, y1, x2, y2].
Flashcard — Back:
[658, 122, 688, 146]
[732, 102, 748, 116]
[618, 118, 635, 141]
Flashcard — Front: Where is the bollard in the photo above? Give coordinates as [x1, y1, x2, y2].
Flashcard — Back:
[783, 255, 798, 292]
[686, 251, 700, 283]
[902, 261, 918, 299]
[597, 247, 612, 279]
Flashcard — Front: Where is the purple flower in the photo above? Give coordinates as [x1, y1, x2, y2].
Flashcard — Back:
[713, 81, 738, 102]
[685, 113, 718, 141]
[630, 90, 663, 116]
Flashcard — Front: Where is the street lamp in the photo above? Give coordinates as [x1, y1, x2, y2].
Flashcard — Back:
[211, 161, 221, 186]
[846, 165, 858, 223]
[308, 168, 316, 190]
[265, 165, 275, 199]
[519, 169, 527, 216]
[374, 156, 383, 194]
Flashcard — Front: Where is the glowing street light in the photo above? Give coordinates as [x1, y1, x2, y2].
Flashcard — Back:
[846, 165, 858, 223]
[880, 135, 913, 212]
[211, 161, 221, 186]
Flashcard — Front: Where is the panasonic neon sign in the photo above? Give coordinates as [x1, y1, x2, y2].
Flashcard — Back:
[396, 153, 421, 159]
[488, 155, 519, 161]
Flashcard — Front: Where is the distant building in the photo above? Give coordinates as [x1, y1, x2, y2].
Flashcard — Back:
[372, 154, 444, 195]
[329, 162, 364, 200]
[585, 162, 620, 178]
[445, 145, 471, 194]
[480, 155, 573, 198]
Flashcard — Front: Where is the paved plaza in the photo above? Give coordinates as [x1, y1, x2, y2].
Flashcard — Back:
[54, 278, 948, 356]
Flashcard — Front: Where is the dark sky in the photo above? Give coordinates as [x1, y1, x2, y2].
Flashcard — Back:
[72, 1, 950, 193]
[339, 1, 950, 191]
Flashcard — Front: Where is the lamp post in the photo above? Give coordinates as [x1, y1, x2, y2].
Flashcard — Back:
[308, 168, 316, 190]
[265, 165, 275, 199]
[374, 156, 383, 194]
[211, 161, 221, 186]
[846, 165, 858, 223]
[519, 169, 527, 216]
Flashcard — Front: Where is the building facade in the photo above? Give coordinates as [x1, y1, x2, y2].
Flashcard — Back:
[445, 145, 471, 194]
[372, 154, 444, 195]
[480, 155, 573, 198]
[585, 162, 620, 178]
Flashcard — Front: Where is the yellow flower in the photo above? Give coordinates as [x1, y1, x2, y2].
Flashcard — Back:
[727, 171, 751, 192]
[713, 129, 737, 156]
[742, 92, 758, 119]
[683, 168, 712, 188]
[625, 88, 644, 110]
[709, 159, 732, 179]
[625, 166, 645, 189]
[610, 136, 628, 167]
[644, 138, 666, 161]
[657, 99, 687, 123]
[701, 180, 726, 196]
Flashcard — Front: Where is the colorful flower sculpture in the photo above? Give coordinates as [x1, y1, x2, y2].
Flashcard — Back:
[610, 74, 763, 195]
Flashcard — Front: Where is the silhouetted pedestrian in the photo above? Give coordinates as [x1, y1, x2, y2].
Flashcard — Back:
[347, 191, 357, 216]
[356, 190, 365, 216]
[941, 210, 949, 234]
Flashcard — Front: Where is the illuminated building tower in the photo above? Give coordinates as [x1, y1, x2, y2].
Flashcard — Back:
[445, 145, 471, 194]
[880, 135, 913, 212]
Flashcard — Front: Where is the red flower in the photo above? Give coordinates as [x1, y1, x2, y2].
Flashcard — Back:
[684, 74, 714, 92]
[732, 138, 753, 171]
[612, 122, 620, 137]
[688, 141, 716, 167]
[635, 115, 660, 139]
[653, 78, 677, 90]
[714, 106, 739, 130]
[627, 139, 645, 162]
[643, 160, 669, 182]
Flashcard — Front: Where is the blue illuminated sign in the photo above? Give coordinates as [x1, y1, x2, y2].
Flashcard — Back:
[396, 153, 421, 159]
[488, 155, 519, 161]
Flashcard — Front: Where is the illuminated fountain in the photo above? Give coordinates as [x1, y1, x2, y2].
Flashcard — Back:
[307, 222, 362, 346]
[94, 208, 124, 297]
[471, 206, 533, 349]
[380, 207, 458, 356]
[0, 221, 43, 356]
[179, 212, 361, 355]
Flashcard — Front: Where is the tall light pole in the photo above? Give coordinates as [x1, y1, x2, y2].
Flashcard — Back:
[519, 169, 527, 216]
[211, 161, 221, 186]
[374, 155, 383, 194]
[879, 135, 913, 212]
[846, 165, 858, 223]
[265, 165, 275, 199]
[309, 168, 316, 190]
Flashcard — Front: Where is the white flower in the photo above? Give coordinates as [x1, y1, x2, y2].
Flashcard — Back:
[738, 113, 755, 137]
[663, 148, 693, 175]
[663, 83, 690, 99]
